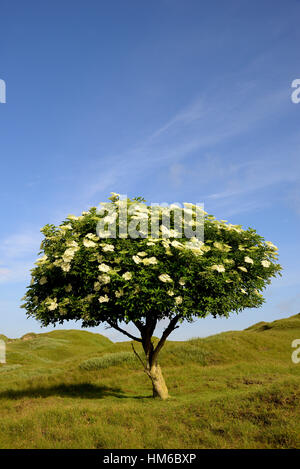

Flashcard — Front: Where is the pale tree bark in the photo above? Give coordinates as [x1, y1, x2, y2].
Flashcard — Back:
[148, 363, 169, 400]
[132, 314, 180, 400]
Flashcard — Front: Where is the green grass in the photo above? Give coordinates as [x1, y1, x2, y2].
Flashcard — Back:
[0, 313, 299, 449]
[79, 352, 137, 370]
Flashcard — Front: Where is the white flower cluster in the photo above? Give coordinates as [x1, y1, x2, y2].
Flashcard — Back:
[35, 255, 48, 266]
[98, 263, 111, 273]
[99, 295, 109, 303]
[244, 256, 253, 264]
[122, 272, 132, 280]
[132, 253, 158, 265]
[158, 274, 173, 283]
[45, 297, 58, 311]
[211, 264, 225, 273]
[102, 243, 115, 252]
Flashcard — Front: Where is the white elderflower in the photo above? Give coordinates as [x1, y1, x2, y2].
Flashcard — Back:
[66, 240, 79, 248]
[102, 244, 115, 252]
[83, 239, 97, 248]
[110, 192, 120, 198]
[211, 264, 225, 273]
[60, 224, 72, 231]
[65, 284, 72, 292]
[94, 281, 101, 291]
[39, 276, 47, 285]
[115, 289, 124, 298]
[62, 246, 79, 262]
[35, 255, 48, 265]
[265, 241, 278, 250]
[54, 259, 62, 267]
[158, 274, 172, 283]
[61, 263, 71, 272]
[98, 274, 110, 284]
[171, 240, 183, 248]
[99, 295, 109, 303]
[98, 263, 111, 273]
[167, 290, 174, 296]
[175, 296, 183, 305]
[261, 260, 271, 268]
[143, 256, 158, 265]
[137, 251, 147, 257]
[132, 255, 141, 264]
[244, 256, 253, 264]
[179, 278, 185, 286]
[238, 266, 248, 272]
[46, 298, 58, 311]
[86, 233, 98, 241]
[122, 272, 132, 280]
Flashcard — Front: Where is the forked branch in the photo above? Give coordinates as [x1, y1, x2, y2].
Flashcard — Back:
[151, 315, 181, 364]
[106, 320, 142, 342]
[131, 342, 151, 377]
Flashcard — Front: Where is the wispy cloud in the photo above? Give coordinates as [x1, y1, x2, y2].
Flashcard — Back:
[0, 230, 41, 284]
[81, 82, 293, 210]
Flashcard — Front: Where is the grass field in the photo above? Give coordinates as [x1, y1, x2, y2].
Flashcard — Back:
[0, 314, 299, 449]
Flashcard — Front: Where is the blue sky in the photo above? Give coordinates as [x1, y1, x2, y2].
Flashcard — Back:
[0, 0, 300, 341]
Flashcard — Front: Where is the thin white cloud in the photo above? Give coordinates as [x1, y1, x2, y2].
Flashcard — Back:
[0, 230, 41, 284]
[82, 83, 292, 206]
[0, 232, 41, 259]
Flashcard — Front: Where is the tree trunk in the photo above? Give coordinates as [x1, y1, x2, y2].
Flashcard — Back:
[138, 315, 173, 400]
[148, 363, 169, 400]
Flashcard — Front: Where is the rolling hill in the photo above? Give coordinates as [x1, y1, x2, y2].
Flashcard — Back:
[0, 313, 299, 449]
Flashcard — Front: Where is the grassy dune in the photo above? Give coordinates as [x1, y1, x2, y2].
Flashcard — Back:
[0, 314, 299, 449]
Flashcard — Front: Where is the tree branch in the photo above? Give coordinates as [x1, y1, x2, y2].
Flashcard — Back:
[132, 319, 145, 333]
[131, 343, 151, 377]
[146, 314, 157, 337]
[106, 320, 142, 342]
[151, 315, 181, 364]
